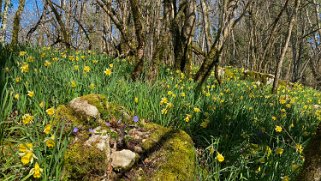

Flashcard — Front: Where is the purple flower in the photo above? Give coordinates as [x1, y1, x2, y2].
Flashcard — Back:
[89, 128, 94, 133]
[133, 116, 139, 123]
[73, 127, 79, 133]
[106, 122, 111, 127]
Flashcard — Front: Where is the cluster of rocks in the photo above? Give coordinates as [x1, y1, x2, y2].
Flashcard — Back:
[53, 94, 196, 181]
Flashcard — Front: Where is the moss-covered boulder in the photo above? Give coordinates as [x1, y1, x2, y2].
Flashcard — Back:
[55, 94, 196, 181]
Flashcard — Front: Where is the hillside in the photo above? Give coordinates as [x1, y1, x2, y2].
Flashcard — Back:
[1, 48, 321, 180]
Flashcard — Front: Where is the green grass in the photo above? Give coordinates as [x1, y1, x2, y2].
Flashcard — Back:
[1, 46, 321, 180]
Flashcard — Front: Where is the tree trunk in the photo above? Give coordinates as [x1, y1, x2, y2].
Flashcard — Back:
[130, 0, 146, 80]
[47, 0, 71, 49]
[170, 0, 196, 73]
[200, 0, 212, 53]
[181, 0, 196, 73]
[0, 0, 10, 43]
[11, 0, 26, 47]
[272, 0, 300, 94]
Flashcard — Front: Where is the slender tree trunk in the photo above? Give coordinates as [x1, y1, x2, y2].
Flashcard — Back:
[272, 0, 300, 93]
[181, 0, 196, 73]
[200, 0, 212, 53]
[0, 0, 10, 43]
[11, 0, 26, 47]
[130, 0, 146, 80]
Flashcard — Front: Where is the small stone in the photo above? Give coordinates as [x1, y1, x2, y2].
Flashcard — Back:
[69, 97, 100, 119]
[84, 134, 109, 151]
[111, 149, 137, 171]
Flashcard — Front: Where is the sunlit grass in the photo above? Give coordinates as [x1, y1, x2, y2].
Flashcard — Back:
[1, 47, 321, 180]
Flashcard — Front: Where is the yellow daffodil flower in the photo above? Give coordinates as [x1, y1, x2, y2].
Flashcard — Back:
[43, 124, 51, 135]
[21, 64, 29, 73]
[22, 114, 34, 124]
[46, 107, 55, 116]
[216, 152, 225, 163]
[83, 65, 91, 73]
[27, 91, 34, 98]
[104, 68, 112, 76]
[29, 162, 43, 179]
[275, 125, 282, 133]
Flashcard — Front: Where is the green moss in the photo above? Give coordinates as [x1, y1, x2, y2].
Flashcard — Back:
[106, 102, 132, 123]
[54, 104, 101, 132]
[141, 122, 170, 151]
[144, 130, 196, 181]
[53, 105, 80, 132]
[62, 142, 107, 181]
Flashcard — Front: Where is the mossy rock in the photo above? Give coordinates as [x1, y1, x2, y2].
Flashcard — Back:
[126, 130, 196, 181]
[152, 130, 196, 181]
[54, 94, 196, 181]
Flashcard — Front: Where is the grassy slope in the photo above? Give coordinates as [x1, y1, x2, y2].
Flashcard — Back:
[1, 47, 321, 180]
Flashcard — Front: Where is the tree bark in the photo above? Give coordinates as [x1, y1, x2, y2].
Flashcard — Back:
[200, 0, 212, 53]
[0, 0, 10, 43]
[130, 0, 146, 80]
[171, 0, 196, 73]
[11, 0, 26, 47]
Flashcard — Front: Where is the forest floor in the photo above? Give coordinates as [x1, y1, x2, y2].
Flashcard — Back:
[1, 47, 321, 180]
